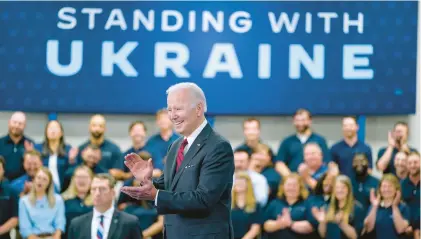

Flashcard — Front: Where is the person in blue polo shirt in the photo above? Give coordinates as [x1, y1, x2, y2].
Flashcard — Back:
[377, 122, 417, 176]
[75, 114, 124, 180]
[311, 175, 365, 239]
[298, 143, 329, 191]
[9, 150, 43, 197]
[249, 143, 281, 201]
[61, 165, 94, 239]
[350, 153, 379, 212]
[330, 116, 373, 179]
[144, 109, 178, 171]
[362, 174, 411, 239]
[275, 109, 330, 178]
[0, 111, 34, 181]
[263, 173, 313, 239]
[400, 152, 420, 237]
[0, 156, 18, 239]
[231, 172, 263, 239]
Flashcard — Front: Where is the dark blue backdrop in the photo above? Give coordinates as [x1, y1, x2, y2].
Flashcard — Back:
[0, 1, 418, 115]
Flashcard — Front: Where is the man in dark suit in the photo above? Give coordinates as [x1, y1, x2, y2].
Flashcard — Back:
[67, 173, 141, 239]
[121, 82, 235, 239]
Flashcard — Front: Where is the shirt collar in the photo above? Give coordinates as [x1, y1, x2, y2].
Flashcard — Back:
[185, 119, 208, 146]
[93, 206, 115, 219]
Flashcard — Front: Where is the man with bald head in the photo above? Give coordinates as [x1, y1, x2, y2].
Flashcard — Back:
[0, 111, 34, 180]
[75, 114, 123, 179]
[121, 82, 235, 239]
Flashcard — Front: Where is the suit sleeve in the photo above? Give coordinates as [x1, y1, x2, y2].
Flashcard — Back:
[153, 174, 165, 190]
[129, 218, 142, 238]
[156, 141, 234, 214]
[67, 219, 76, 239]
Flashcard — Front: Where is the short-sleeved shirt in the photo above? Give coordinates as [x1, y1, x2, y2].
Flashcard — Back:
[401, 177, 420, 226]
[275, 133, 330, 172]
[0, 135, 33, 180]
[330, 140, 373, 178]
[231, 204, 263, 239]
[351, 175, 379, 211]
[371, 202, 411, 239]
[0, 179, 17, 239]
[263, 198, 310, 239]
[325, 202, 365, 239]
[377, 147, 418, 175]
[76, 139, 122, 170]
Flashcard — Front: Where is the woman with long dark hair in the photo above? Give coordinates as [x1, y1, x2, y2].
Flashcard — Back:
[34, 120, 77, 192]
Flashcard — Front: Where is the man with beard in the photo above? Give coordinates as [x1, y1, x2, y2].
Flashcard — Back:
[274, 109, 330, 177]
[400, 151, 420, 238]
[377, 121, 418, 175]
[330, 116, 373, 179]
[350, 153, 379, 212]
[75, 115, 123, 179]
[0, 111, 34, 180]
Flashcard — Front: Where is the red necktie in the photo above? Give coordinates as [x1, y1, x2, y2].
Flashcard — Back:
[176, 138, 188, 171]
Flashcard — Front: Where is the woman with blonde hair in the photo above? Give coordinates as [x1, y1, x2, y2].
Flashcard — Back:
[61, 165, 94, 239]
[18, 167, 66, 239]
[311, 175, 365, 239]
[231, 172, 262, 239]
[362, 173, 411, 239]
[263, 173, 313, 238]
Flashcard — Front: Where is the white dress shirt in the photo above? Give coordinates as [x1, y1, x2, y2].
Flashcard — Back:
[154, 119, 208, 206]
[48, 154, 61, 191]
[233, 170, 269, 206]
[91, 206, 115, 239]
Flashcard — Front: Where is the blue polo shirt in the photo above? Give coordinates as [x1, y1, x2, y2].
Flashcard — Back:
[401, 177, 420, 228]
[369, 203, 410, 239]
[330, 140, 373, 178]
[275, 133, 330, 173]
[144, 133, 179, 170]
[261, 167, 281, 200]
[9, 174, 31, 197]
[263, 198, 311, 239]
[231, 204, 263, 239]
[351, 175, 379, 212]
[63, 197, 93, 239]
[324, 202, 365, 239]
[0, 135, 34, 180]
[76, 139, 123, 170]
[377, 146, 418, 175]
[0, 179, 17, 239]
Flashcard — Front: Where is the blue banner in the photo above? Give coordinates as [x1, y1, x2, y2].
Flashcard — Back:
[0, 1, 418, 115]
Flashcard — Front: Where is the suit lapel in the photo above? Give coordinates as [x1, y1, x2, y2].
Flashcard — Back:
[85, 213, 93, 237]
[170, 124, 212, 191]
[107, 210, 120, 239]
[169, 139, 183, 183]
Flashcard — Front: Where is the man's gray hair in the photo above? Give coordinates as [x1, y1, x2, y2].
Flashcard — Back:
[166, 82, 208, 113]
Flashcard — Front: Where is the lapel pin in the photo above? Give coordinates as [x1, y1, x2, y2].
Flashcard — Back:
[114, 219, 118, 223]
[197, 144, 201, 147]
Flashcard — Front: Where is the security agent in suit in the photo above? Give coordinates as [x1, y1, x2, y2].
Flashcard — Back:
[67, 173, 141, 239]
[121, 82, 235, 239]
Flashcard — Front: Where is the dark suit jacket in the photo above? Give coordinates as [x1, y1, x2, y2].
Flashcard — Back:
[153, 123, 235, 239]
[67, 209, 142, 239]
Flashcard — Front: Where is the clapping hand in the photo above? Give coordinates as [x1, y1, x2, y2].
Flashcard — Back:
[311, 207, 327, 223]
[120, 153, 157, 201]
[370, 189, 380, 207]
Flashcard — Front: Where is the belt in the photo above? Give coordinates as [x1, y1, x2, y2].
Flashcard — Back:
[37, 233, 53, 237]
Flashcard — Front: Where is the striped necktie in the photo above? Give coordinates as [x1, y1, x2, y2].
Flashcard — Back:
[97, 215, 104, 239]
